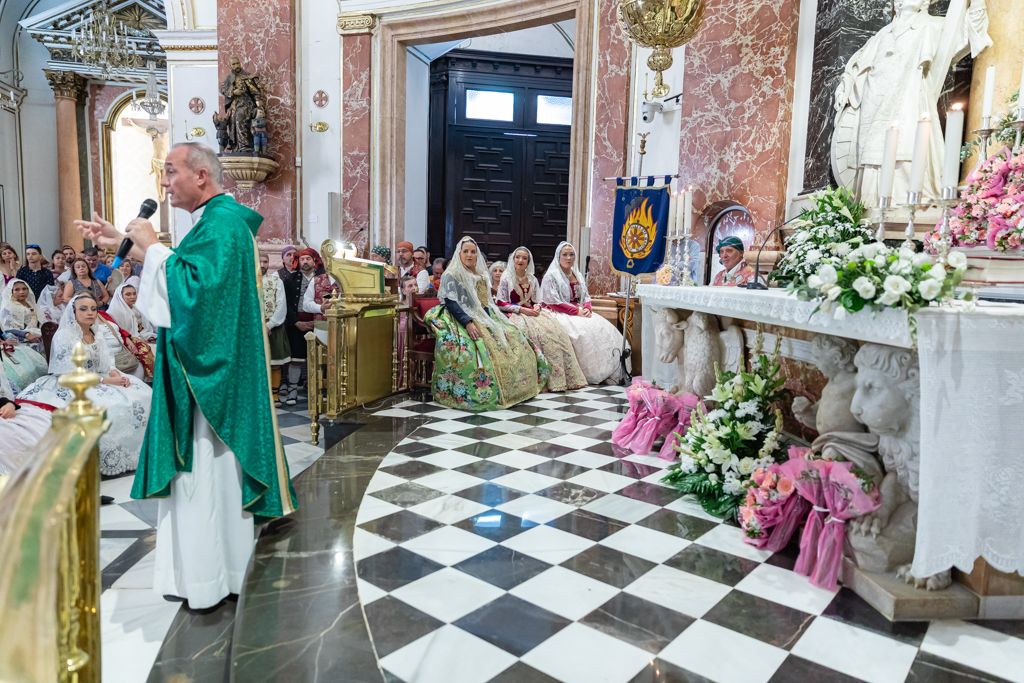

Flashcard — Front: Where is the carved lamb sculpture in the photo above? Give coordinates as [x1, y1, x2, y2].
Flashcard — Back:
[848, 343, 951, 591]
[654, 308, 734, 398]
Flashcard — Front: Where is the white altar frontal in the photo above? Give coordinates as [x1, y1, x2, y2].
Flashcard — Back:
[639, 283, 1024, 622]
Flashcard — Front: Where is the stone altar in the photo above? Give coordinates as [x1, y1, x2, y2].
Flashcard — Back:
[640, 283, 1024, 620]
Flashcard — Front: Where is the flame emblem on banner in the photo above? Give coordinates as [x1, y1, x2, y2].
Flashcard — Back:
[619, 198, 657, 267]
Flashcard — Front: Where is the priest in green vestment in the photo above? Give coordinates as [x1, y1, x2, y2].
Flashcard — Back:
[76, 142, 297, 609]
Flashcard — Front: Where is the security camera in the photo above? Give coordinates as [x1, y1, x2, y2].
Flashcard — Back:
[640, 100, 664, 123]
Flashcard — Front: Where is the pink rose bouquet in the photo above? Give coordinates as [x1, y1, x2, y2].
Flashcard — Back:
[739, 446, 812, 551]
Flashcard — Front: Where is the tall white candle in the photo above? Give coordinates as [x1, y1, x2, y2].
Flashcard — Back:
[879, 122, 900, 201]
[909, 115, 931, 196]
[667, 188, 677, 238]
[683, 187, 694, 238]
[674, 189, 684, 237]
[942, 105, 965, 189]
[982, 65, 997, 124]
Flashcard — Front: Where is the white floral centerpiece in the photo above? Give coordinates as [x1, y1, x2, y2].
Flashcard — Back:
[772, 187, 872, 288]
[792, 243, 968, 322]
[662, 339, 786, 520]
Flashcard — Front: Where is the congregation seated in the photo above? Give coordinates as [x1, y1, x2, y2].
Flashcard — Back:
[18, 293, 152, 476]
[496, 246, 586, 392]
[107, 277, 158, 343]
[63, 258, 109, 307]
[425, 236, 548, 411]
[539, 241, 626, 384]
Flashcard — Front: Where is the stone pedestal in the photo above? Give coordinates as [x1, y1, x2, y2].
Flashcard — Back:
[45, 70, 86, 251]
[842, 560, 980, 622]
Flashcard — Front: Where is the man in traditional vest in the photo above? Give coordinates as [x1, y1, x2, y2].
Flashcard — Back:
[75, 142, 297, 609]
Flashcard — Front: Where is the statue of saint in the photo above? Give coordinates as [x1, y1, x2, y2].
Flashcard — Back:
[220, 57, 263, 154]
[831, 0, 991, 207]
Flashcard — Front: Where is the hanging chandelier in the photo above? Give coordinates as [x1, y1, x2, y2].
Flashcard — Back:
[132, 57, 165, 121]
[618, 0, 706, 98]
[71, 1, 141, 77]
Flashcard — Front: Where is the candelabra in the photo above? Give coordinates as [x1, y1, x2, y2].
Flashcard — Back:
[875, 195, 892, 243]
[973, 122, 995, 170]
[902, 190, 925, 250]
[934, 186, 960, 264]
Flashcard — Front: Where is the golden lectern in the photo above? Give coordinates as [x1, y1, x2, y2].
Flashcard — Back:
[305, 240, 399, 445]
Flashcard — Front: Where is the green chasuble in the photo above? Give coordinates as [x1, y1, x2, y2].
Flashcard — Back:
[131, 194, 298, 522]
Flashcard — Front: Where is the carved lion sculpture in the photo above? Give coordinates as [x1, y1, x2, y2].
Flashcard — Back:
[678, 312, 721, 399]
[655, 308, 685, 365]
[849, 343, 951, 591]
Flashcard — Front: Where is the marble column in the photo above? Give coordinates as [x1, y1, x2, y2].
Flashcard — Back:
[46, 70, 87, 250]
[217, 0, 297, 249]
[966, 0, 1024, 170]
[677, 0, 801, 238]
[339, 21, 373, 253]
[586, 0, 632, 296]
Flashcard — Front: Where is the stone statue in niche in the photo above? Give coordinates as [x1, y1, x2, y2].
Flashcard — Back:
[831, 0, 991, 206]
[219, 56, 266, 156]
[251, 105, 269, 157]
[794, 335, 881, 473]
[212, 112, 231, 153]
[847, 343, 951, 591]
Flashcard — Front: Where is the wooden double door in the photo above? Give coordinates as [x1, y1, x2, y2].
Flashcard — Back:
[428, 50, 573, 269]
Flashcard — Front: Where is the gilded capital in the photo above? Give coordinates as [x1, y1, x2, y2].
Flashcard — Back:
[45, 70, 87, 101]
[337, 14, 376, 34]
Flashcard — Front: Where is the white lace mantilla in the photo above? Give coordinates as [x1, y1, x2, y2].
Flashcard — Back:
[637, 285, 914, 347]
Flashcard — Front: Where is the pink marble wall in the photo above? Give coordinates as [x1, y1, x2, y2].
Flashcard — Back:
[217, 0, 296, 248]
[87, 83, 131, 217]
[587, 0, 633, 295]
[677, 0, 801, 246]
[341, 34, 372, 252]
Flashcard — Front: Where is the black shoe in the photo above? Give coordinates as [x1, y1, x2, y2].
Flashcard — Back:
[100, 495, 115, 506]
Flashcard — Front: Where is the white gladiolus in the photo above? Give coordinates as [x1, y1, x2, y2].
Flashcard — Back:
[877, 291, 900, 306]
[852, 276, 876, 299]
[826, 285, 842, 301]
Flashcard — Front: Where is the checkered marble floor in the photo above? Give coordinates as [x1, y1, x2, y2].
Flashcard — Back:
[355, 386, 1024, 683]
[98, 395, 323, 683]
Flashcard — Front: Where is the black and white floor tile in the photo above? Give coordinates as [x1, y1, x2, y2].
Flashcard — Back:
[355, 387, 1024, 683]
[98, 396, 323, 683]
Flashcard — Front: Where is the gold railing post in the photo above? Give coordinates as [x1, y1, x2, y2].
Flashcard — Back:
[304, 330, 321, 446]
[52, 343, 106, 683]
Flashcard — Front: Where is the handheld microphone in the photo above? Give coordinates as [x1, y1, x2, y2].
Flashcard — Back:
[112, 198, 158, 268]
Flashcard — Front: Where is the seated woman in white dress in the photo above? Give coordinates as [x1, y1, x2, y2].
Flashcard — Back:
[496, 246, 586, 392]
[107, 276, 157, 342]
[18, 293, 152, 476]
[0, 368, 55, 476]
[539, 241, 626, 385]
[1, 278, 44, 352]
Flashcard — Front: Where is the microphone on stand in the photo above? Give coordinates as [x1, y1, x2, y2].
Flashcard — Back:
[111, 198, 158, 268]
[741, 212, 805, 290]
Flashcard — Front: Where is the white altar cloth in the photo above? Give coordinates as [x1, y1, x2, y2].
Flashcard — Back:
[638, 285, 1024, 578]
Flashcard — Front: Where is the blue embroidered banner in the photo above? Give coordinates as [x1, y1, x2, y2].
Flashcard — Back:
[611, 176, 671, 276]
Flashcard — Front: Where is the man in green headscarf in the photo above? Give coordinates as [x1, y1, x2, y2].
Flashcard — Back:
[75, 142, 297, 609]
[712, 235, 756, 287]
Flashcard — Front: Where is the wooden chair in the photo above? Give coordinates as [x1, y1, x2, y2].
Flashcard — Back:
[408, 294, 440, 391]
[41, 323, 58, 362]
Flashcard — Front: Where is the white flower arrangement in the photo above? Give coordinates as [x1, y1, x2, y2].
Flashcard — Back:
[772, 187, 872, 288]
[663, 340, 787, 519]
[792, 243, 968, 320]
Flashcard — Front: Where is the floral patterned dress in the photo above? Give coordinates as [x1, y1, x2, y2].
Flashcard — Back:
[497, 280, 586, 392]
[426, 279, 549, 411]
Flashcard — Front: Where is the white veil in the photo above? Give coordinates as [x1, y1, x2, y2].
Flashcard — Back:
[540, 241, 590, 307]
[0, 278, 41, 327]
[49, 293, 111, 375]
[107, 275, 141, 333]
[438, 236, 509, 344]
[497, 246, 539, 306]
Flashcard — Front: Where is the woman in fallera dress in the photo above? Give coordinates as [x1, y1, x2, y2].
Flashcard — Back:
[18, 293, 152, 476]
[540, 241, 626, 385]
[425, 236, 549, 411]
[496, 246, 586, 392]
